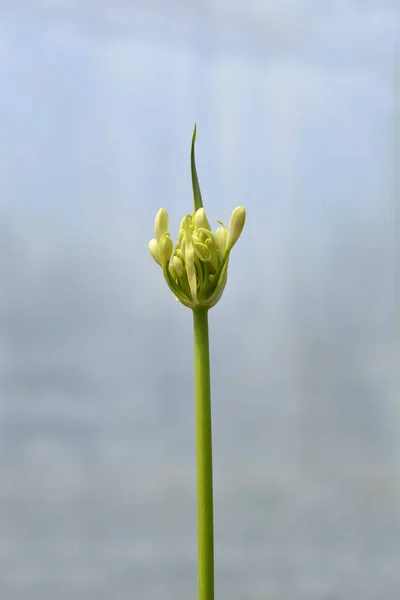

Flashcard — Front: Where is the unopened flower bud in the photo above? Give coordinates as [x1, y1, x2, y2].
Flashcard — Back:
[149, 238, 161, 265]
[175, 248, 184, 262]
[215, 226, 227, 255]
[226, 206, 246, 251]
[169, 263, 178, 279]
[205, 237, 219, 271]
[154, 208, 169, 242]
[159, 233, 173, 265]
[180, 214, 191, 232]
[194, 208, 211, 231]
[172, 255, 185, 277]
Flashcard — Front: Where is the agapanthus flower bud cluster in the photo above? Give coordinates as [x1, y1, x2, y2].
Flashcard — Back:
[149, 126, 246, 310]
[149, 205, 245, 309]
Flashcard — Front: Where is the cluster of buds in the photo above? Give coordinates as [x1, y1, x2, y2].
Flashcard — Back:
[149, 205, 245, 309]
[148, 125, 246, 310]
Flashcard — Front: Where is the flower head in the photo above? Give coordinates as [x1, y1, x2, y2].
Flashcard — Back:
[149, 126, 246, 309]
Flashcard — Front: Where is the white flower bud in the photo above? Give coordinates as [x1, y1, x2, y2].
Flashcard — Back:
[226, 206, 246, 251]
[154, 208, 169, 242]
[148, 238, 161, 265]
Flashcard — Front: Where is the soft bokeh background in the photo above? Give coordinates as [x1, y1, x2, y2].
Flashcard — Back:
[0, 2, 398, 599]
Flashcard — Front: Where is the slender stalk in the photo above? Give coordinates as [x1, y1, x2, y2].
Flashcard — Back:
[192, 307, 214, 600]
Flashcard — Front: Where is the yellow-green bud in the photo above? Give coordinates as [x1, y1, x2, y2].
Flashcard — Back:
[226, 206, 246, 251]
[182, 215, 198, 304]
[169, 263, 178, 279]
[148, 238, 161, 265]
[180, 236, 186, 256]
[155, 208, 169, 242]
[194, 207, 211, 231]
[205, 237, 219, 271]
[215, 226, 227, 255]
[175, 248, 184, 262]
[172, 255, 185, 277]
[159, 233, 173, 265]
[180, 214, 191, 231]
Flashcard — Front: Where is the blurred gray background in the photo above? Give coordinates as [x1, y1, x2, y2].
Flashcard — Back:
[0, 2, 398, 599]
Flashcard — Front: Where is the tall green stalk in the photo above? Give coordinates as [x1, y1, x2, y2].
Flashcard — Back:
[193, 307, 214, 600]
[148, 126, 245, 600]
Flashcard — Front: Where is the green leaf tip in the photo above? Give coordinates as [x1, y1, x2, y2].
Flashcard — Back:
[191, 123, 203, 212]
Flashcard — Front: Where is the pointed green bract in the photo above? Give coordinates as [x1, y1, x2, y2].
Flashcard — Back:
[191, 124, 203, 211]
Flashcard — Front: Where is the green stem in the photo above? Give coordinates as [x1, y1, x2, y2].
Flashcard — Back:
[192, 307, 214, 600]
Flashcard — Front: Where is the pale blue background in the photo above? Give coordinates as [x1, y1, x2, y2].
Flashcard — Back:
[0, 2, 398, 599]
